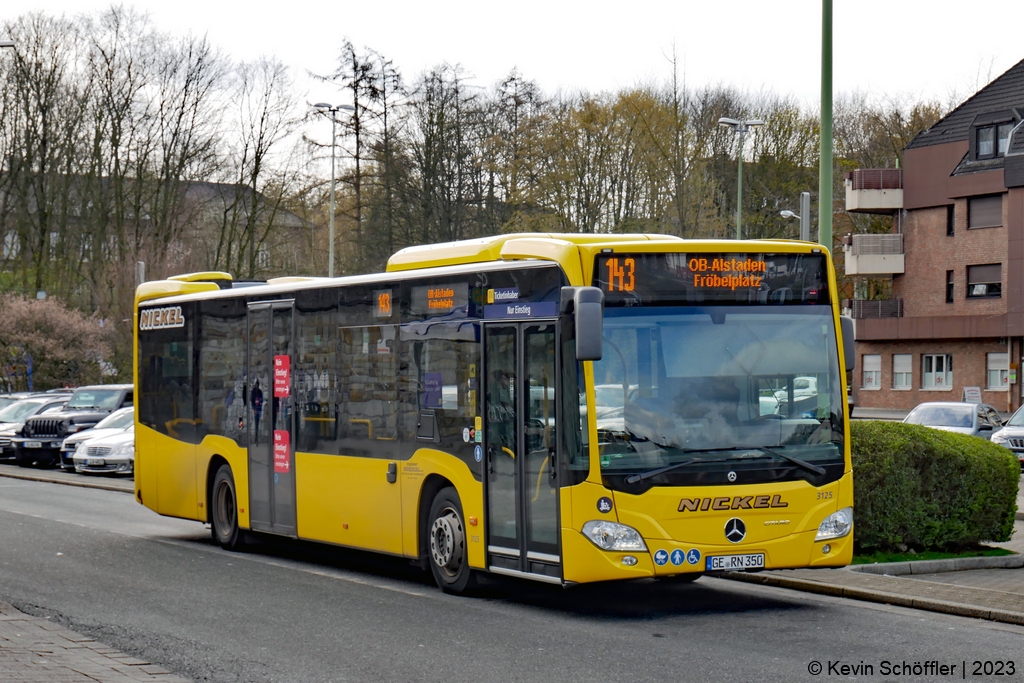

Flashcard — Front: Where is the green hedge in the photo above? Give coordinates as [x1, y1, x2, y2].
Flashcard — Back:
[851, 421, 1019, 552]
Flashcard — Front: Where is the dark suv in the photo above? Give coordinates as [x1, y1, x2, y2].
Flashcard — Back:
[12, 385, 133, 468]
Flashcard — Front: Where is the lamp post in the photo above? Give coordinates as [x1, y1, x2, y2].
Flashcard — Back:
[718, 117, 765, 240]
[313, 102, 355, 278]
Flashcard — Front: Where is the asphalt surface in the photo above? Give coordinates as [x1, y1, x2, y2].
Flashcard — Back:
[1, 476, 1023, 683]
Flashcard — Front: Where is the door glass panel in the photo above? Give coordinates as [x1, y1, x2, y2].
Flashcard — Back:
[485, 326, 518, 549]
[248, 307, 272, 530]
[271, 306, 296, 534]
[524, 324, 558, 554]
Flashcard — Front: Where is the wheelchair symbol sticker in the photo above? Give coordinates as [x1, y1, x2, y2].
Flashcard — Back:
[687, 548, 701, 565]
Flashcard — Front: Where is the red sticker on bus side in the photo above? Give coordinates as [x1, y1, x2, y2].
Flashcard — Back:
[273, 429, 290, 473]
[274, 355, 290, 397]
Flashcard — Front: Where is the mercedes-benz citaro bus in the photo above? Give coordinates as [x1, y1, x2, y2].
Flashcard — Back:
[134, 234, 855, 594]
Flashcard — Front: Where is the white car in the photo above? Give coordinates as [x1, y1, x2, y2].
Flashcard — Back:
[60, 407, 134, 472]
[72, 424, 135, 475]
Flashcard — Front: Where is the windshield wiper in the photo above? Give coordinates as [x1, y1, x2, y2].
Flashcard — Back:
[746, 446, 826, 476]
[624, 458, 697, 484]
[622, 446, 825, 484]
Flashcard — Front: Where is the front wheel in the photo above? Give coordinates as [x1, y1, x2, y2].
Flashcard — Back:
[211, 464, 243, 550]
[426, 487, 476, 594]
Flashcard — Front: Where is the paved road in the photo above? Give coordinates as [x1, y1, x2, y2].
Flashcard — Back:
[1, 477, 1023, 683]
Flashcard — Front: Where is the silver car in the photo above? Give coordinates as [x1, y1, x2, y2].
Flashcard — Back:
[902, 401, 1004, 439]
[990, 407, 1024, 469]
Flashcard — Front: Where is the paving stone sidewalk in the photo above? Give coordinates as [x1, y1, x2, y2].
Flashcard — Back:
[728, 565, 1024, 626]
[0, 600, 190, 683]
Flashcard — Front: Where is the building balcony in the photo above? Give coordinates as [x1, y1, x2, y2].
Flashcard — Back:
[843, 233, 904, 275]
[845, 169, 903, 214]
[848, 298, 903, 319]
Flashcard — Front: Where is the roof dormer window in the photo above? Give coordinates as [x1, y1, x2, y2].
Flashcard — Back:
[977, 121, 1014, 159]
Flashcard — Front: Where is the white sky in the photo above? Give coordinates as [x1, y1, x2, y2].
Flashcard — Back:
[3, 0, 1021, 109]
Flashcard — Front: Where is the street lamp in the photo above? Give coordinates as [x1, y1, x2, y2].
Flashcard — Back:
[779, 191, 812, 241]
[313, 102, 355, 278]
[718, 117, 765, 240]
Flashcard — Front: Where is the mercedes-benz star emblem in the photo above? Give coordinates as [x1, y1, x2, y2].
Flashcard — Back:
[724, 518, 746, 543]
[727, 471, 737, 482]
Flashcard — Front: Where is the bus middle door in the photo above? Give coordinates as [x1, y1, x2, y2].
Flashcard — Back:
[247, 301, 298, 537]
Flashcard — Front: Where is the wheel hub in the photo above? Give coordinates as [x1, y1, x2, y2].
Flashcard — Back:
[430, 508, 464, 577]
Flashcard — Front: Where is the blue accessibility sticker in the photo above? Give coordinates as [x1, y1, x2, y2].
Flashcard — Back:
[654, 549, 669, 566]
[596, 497, 613, 514]
[670, 549, 685, 566]
[474, 445, 483, 462]
[687, 548, 701, 565]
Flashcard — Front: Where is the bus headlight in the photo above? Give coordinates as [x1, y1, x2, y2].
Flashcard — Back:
[581, 520, 647, 551]
[815, 507, 853, 541]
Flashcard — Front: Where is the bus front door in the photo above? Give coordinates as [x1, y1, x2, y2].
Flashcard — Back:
[247, 301, 297, 537]
[483, 322, 561, 583]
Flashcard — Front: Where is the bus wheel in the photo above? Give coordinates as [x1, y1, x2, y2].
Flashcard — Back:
[211, 464, 243, 550]
[427, 487, 476, 594]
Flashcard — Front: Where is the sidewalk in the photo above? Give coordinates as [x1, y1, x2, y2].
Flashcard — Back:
[0, 600, 190, 682]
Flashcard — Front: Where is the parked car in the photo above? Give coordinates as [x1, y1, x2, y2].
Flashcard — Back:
[73, 423, 134, 475]
[59, 406, 134, 472]
[902, 401, 1004, 439]
[989, 406, 1024, 469]
[0, 395, 71, 461]
[11, 384, 133, 468]
[0, 392, 39, 411]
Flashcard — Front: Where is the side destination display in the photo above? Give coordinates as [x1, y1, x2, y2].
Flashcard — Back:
[594, 253, 829, 306]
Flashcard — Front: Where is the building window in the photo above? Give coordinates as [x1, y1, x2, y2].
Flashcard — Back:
[987, 352, 1008, 390]
[922, 354, 952, 389]
[966, 264, 1001, 298]
[946, 205, 955, 235]
[862, 354, 881, 389]
[946, 270, 954, 303]
[968, 194, 1002, 228]
[893, 354, 912, 390]
[976, 122, 1014, 159]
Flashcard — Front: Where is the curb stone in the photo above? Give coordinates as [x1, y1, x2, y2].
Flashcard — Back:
[0, 468, 133, 494]
[849, 553, 1023, 575]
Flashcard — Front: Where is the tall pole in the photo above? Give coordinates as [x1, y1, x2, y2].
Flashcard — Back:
[819, 0, 833, 251]
[328, 112, 337, 279]
[736, 129, 745, 240]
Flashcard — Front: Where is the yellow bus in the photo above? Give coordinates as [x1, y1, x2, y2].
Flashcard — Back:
[134, 233, 855, 593]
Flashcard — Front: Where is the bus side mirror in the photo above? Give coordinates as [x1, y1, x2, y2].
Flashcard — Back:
[840, 316, 855, 373]
[563, 286, 603, 361]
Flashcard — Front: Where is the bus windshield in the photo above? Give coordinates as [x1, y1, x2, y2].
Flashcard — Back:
[592, 305, 845, 491]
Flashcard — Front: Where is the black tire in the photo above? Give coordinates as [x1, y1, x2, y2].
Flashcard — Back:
[211, 464, 243, 550]
[14, 450, 32, 468]
[426, 487, 476, 594]
[663, 573, 702, 584]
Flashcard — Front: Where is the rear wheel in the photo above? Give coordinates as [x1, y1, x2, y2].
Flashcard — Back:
[426, 487, 476, 594]
[211, 464, 243, 550]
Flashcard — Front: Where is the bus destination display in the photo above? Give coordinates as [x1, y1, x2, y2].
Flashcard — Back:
[410, 282, 469, 316]
[595, 253, 828, 306]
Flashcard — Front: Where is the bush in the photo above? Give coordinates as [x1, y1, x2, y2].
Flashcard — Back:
[851, 420, 1019, 552]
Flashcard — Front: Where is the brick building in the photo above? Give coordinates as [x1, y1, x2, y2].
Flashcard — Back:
[845, 59, 1024, 414]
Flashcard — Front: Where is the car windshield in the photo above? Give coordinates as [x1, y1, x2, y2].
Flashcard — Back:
[66, 390, 122, 410]
[94, 408, 134, 430]
[0, 396, 23, 410]
[0, 399, 44, 422]
[1005, 408, 1024, 427]
[905, 405, 973, 428]
[588, 306, 845, 489]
